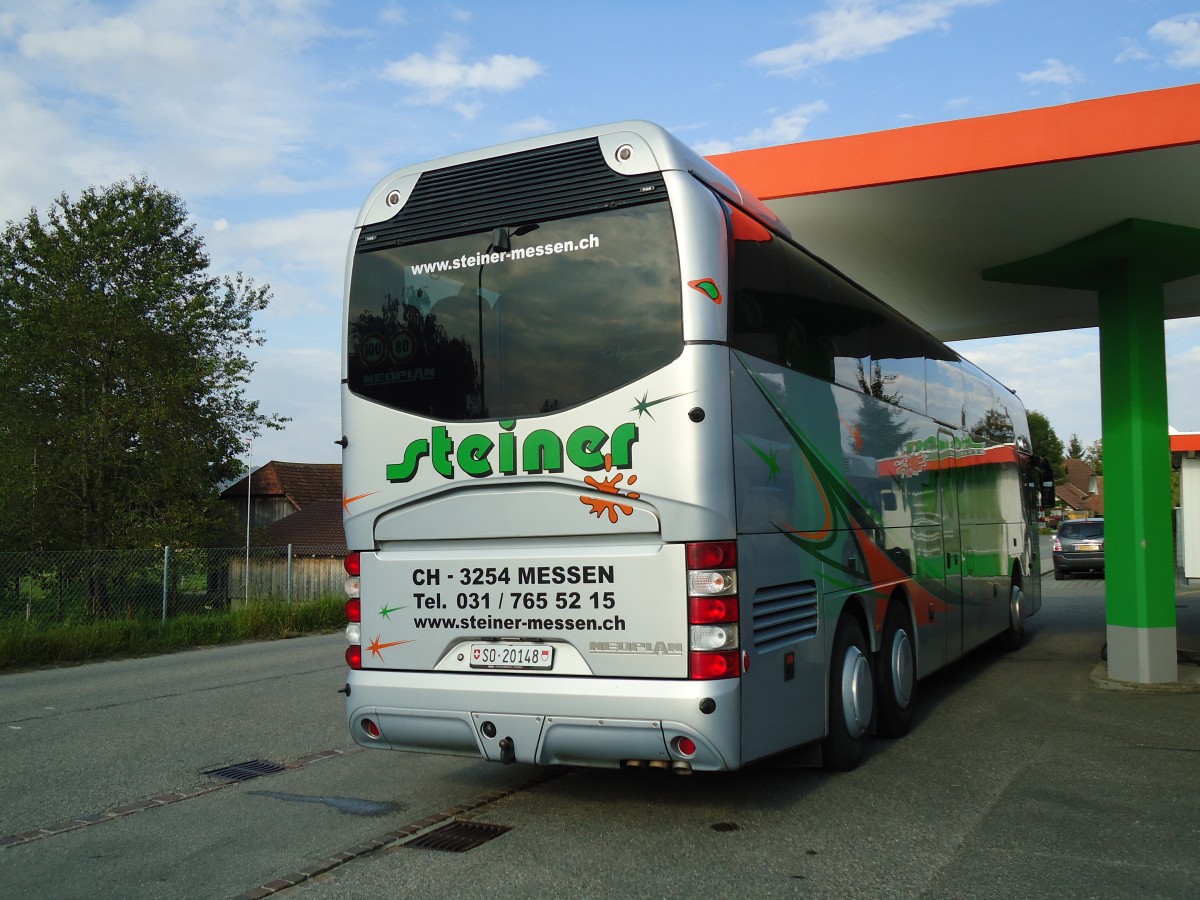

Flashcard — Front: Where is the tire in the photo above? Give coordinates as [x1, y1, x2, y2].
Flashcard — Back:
[875, 602, 916, 738]
[998, 581, 1026, 652]
[822, 614, 874, 771]
[1053, 567, 1064, 581]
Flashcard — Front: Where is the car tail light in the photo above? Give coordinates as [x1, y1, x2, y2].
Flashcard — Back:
[686, 541, 740, 680]
[344, 553, 362, 670]
[1053, 536, 1062, 552]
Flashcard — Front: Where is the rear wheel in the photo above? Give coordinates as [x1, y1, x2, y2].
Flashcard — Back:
[1053, 568, 1065, 581]
[822, 614, 874, 771]
[998, 580, 1026, 652]
[875, 602, 916, 738]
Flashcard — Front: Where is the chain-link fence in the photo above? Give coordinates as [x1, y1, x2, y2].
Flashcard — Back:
[0, 545, 347, 627]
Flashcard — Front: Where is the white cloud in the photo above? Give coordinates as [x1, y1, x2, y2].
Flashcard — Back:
[0, 70, 79, 221]
[751, 0, 993, 76]
[247, 347, 343, 464]
[1166, 318, 1200, 432]
[953, 319, 1200, 444]
[19, 15, 199, 67]
[379, 4, 406, 26]
[695, 102, 829, 155]
[506, 116, 556, 137]
[1018, 58, 1084, 86]
[743, 102, 830, 146]
[382, 36, 543, 116]
[204, 209, 357, 312]
[1149, 13, 1200, 67]
[951, 330, 1102, 445]
[1115, 41, 1151, 64]
[0, 0, 331, 212]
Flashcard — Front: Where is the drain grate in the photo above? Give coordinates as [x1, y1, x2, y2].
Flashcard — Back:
[405, 819, 511, 853]
[204, 759, 286, 783]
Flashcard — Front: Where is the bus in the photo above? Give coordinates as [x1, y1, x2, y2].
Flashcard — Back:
[339, 121, 1049, 773]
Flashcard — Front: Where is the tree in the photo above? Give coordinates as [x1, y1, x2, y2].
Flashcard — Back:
[0, 178, 286, 557]
[854, 361, 914, 457]
[1084, 438, 1103, 476]
[1028, 410, 1066, 483]
[1067, 433, 1084, 459]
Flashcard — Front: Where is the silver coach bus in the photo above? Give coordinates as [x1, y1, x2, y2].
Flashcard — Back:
[339, 121, 1047, 773]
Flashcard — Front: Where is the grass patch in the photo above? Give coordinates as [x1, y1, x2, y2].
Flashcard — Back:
[0, 597, 345, 670]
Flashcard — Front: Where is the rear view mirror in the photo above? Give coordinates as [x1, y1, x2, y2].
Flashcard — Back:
[1038, 457, 1056, 509]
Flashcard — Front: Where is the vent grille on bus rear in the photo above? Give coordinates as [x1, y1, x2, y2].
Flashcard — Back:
[358, 138, 668, 252]
[752, 581, 819, 653]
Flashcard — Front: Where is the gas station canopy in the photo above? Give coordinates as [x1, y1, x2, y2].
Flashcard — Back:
[709, 83, 1200, 342]
[709, 83, 1200, 685]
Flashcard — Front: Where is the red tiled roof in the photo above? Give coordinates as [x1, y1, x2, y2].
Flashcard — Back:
[1055, 482, 1091, 511]
[222, 461, 341, 508]
[1064, 458, 1095, 493]
[261, 499, 347, 551]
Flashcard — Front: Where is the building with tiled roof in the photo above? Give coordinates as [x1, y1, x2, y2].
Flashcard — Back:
[221, 461, 342, 530]
[261, 499, 347, 552]
[1056, 458, 1103, 517]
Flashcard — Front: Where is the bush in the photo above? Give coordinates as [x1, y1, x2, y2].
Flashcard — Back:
[0, 597, 345, 670]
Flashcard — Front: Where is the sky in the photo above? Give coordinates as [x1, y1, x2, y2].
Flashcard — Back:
[2, 0, 1199, 466]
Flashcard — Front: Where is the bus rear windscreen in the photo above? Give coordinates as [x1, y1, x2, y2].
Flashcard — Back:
[347, 202, 683, 421]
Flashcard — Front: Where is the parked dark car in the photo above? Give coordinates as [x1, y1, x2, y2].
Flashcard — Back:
[1052, 518, 1104, 579]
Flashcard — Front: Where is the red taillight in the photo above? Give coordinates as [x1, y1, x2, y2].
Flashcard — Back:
[686, 541, 740, 680]
[344, 554, 362, 668]
[1053, 537, 1062, 551]
[689, 650, 740, 680]
[686, 541, 737, 569]
[689, 596, 738, 624]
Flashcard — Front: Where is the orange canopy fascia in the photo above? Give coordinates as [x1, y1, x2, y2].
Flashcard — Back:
[1171, 433, 1200, 453]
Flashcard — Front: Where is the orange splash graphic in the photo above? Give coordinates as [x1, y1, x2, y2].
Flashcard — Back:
[342, 490, 378, 514]
[367, 634, 414, 659]
[581, 455, 641, 524]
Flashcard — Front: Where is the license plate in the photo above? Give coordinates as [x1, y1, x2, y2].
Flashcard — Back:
[470, 643, 554, 669]
[1076, 542, 1100, 551]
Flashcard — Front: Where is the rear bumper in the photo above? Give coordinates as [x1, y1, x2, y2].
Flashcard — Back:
[345, 669, 743, 771]
[1053, 552, 1105, 573]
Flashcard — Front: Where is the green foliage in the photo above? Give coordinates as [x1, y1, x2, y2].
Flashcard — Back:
[1067, 433, 1085, 459]
[1028, 410, 1067, 483]
[969, 408, 1014, 444]
[1084, 438, 1103, 476]
[854, 361, 915, 455]
[0, 598, 344, 669]
[0, 178, 286, 554]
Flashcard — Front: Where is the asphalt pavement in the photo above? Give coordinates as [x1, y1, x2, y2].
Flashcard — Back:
[3, 559, 1197, 899]
[281, 567, 1200, 899]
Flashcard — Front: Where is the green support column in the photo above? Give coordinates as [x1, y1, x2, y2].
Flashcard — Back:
[1097, 262, 1176, 682]
[984, 219, 1200, 684]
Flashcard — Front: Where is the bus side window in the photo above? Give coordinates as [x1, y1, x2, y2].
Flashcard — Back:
[731, 291, 784, 364]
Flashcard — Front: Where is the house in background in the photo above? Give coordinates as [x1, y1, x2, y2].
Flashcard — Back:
[220, 461, 343, 531]
[1055, 457, 1104, 520]
[219, 462, 347, 603]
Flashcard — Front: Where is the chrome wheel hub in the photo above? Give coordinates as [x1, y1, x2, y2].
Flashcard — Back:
[840, 645, 874, 738]
[889, 628, 914, 709]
